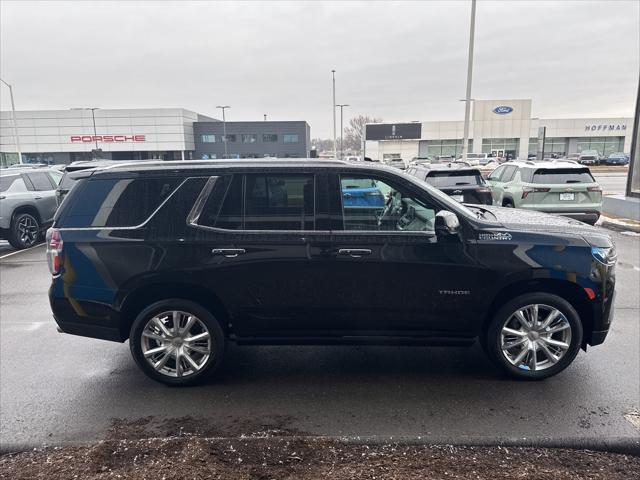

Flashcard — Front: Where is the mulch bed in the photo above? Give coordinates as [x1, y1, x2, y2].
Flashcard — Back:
[2, 436, 638, 480]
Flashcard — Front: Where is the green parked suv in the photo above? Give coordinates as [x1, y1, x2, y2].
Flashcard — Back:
[486, 160, 602, 225]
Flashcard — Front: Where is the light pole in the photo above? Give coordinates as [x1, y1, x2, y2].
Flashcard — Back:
[461, 0, 477, 162]
[71, 107, 100, 153]
[264, 114, 267, 121]
[332, 70, 337, 158]
[336, 104, 349, 159]
[216, 105, 230, 158]
[0, 78, 23, 164]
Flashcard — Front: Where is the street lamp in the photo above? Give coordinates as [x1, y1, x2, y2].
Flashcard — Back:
[332, 70, 337, 158]
[0, 78, 23, 164]
[216, 105, 231, 158]
[461, 0, 477, 162]
[71, 107, 100, 151]
[336, 104, 349, 160]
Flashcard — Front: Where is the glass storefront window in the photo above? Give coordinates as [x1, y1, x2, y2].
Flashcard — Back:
[242, 134, 257, 144]
[420, 139, 471, 157]
[481, 138, 519, 158]
[201, 134, 216, 143]
[577, 136, 623, 155]
[283, 134, 299, 143]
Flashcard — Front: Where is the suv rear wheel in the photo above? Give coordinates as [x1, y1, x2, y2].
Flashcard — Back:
[129, 299, 225, 386]
[484, 293, 583, 380]
[8, 212, 40, 249]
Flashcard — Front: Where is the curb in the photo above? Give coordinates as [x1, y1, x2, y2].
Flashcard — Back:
[2, 434, 639, 457]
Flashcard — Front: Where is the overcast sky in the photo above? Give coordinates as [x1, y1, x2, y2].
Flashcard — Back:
[1, 0, 638, 138]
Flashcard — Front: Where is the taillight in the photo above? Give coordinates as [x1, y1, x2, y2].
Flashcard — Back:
[522, 187, 550, 199]
[587, 186, 602, 193]
[46, 228, 64, 275]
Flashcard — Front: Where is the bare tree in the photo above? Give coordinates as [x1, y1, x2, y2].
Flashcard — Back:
[343, 115, 383, 151]
[311, 138, 334, 152]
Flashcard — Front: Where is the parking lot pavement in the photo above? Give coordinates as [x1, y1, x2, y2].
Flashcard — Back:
[1, 229, 638, 452]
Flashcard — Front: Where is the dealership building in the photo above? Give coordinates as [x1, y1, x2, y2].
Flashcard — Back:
[0, 108, 311, 166]
[364, 99, 633, 161]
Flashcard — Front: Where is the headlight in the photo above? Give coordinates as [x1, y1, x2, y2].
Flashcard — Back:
[591, 246, 617, 266]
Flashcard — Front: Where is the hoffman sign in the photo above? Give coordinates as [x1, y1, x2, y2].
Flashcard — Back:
[70, 135, 146, 143]
[584, 124, 626, 132]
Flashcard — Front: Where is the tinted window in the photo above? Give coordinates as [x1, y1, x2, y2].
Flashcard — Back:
[244, 174, 314, 230]
[60, 177, 181, 227]
[199, 175, 243, 229]
[425, 171, 484, 188]
[283, 134, 299, 143]
[340, 175, 436, 232]
[533, 168, 595, 184]
[26, 172, 55, 191]
[262, 134, 278, 142]
[0, 175, 28, 193]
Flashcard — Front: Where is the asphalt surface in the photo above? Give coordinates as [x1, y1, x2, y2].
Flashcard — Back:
[0, 226, 639, 453]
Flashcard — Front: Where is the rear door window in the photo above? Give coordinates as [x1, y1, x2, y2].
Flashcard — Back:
[199, 173, 316, 231]
[26, 172, 55, 191]
[500, 166, 518, 182]
[244, 174, 315, 230]
[425, 171, 484, 188]
[58, 177, 182, 227]
[532, 168, 595, 184]
[487, 165, 505, 181]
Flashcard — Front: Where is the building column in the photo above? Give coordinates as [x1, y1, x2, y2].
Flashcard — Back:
[181, 150, 185, 161]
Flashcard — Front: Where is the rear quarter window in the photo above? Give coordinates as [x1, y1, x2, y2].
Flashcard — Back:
[56, 176, 182, 228]
[533, 169, 595, 184]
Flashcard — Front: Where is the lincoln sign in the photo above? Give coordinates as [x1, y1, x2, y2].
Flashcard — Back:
[70, 135, 146, 143]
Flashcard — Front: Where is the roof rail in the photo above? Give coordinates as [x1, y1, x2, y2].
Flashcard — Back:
[96, 158, 350, 171]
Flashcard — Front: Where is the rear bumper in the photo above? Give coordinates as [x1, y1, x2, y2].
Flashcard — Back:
[49, 284, 124, 342]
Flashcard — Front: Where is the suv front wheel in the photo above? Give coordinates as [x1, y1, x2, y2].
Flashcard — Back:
[129, 299, 225, 386]
[484, 293, 583, 380]
[8, 212, 40, 249]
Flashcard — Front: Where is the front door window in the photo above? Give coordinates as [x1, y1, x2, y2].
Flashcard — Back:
[340, 175, 437, 232]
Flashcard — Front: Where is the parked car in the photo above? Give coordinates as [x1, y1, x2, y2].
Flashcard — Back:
[386, 158, 406, 170]
[406, 163, 492, 205]
[604, 152, 629, 166]
[463, 153, 492, 166]
[485, 160, 602, 225]
[565, 153, 581, 162]
[48, 159, 615, 385]
[0, 168, 62, 249]
[578, 150, 600, 165]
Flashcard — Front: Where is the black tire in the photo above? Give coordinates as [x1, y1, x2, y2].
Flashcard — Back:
[129, 299, 225, 386]
[503, 199, 514, 208]
[8, 212, 40, 249]
[484, 292, 583, 380]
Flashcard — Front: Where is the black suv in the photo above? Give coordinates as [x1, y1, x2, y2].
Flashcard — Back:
[47, 160, 616, 385]
[405, 163, 492, 205]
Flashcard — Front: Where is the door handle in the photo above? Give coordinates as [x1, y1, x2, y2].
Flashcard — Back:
[34, 196, 42, 200]
[337, 248, 372, 258]
[211, 248, 246, 258]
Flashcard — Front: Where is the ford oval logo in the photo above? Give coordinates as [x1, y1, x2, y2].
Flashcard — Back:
[493, 105, 513, 115]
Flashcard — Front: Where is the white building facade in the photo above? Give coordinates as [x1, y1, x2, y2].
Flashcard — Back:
[0, 108, 216, 165]
[365, 99, 633, 162]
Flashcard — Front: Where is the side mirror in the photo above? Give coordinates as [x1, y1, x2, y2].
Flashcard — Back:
[435, 210, 460, 236]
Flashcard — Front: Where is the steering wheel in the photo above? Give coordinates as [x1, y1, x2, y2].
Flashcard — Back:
[377, 192, 402, 227]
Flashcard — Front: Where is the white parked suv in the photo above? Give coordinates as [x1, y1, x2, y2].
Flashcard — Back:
[463, 153, 491, 166]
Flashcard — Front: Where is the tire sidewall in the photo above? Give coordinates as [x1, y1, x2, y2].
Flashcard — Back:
[486, 293, 583, 380]
[9, 212, 40, 249]
[129, 299, 225, 386]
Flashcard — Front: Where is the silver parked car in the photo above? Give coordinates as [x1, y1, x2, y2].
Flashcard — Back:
[0, 168, 62, 249]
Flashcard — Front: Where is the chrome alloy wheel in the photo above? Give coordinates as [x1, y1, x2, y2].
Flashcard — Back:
[17, 215, 38, 245]
[141, 311, 212, 378]
[500, 304, 572, 372]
